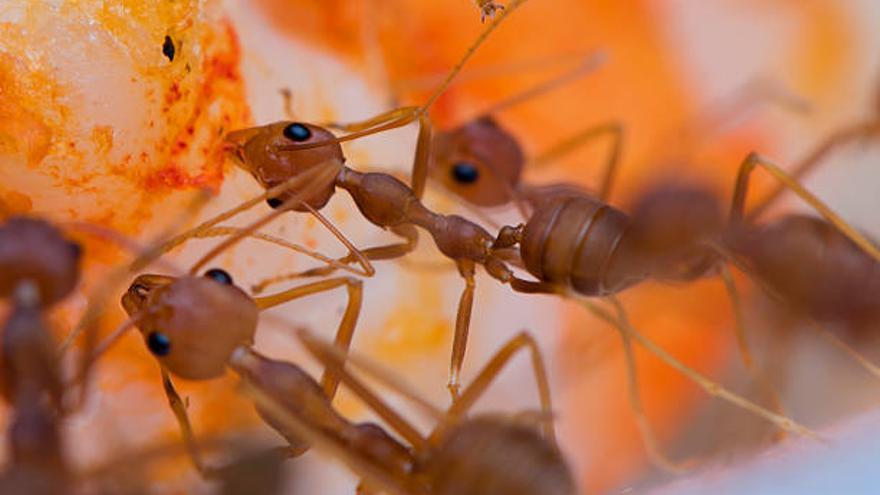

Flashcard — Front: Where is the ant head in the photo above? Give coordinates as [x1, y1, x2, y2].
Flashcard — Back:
[121, 269, 258, 380]
[225, 122, 343, 212]
[0, 217, 81, 306]
[433, 116, 525, 207]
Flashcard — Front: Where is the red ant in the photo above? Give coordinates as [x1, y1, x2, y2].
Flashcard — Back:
[108, 210, 570, 493]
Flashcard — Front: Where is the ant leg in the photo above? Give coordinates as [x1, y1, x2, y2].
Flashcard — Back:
[812, 323, 880, 380]
[188, 162, 342, 274]
[718, 263, 787, 427]
[746, 122, 880, 221]
[612, 311, 694, 473]
[277, 0, 535, 152]
[688, 77, 811, 142]
[291, 334, 428, 452]
[150, 161, 340, 271]
[730, 152, 880, 262]
[159, 368, 217, 478]
[239, 378, 422, 495]
[253, 277, 363, 401]
[251, 225, 417, 293]
[589, 296, 818, 440]
[529, 122, 623, 202]
[323, 107, 420, 132]
[473, 51, 607, 118]
[410, 114, 433, 200]
[192, 227, 367, 276]
[439, 331, 556, 447]
[449, 260, 477, 401]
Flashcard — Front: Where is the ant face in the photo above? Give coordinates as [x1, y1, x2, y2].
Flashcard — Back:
[433, 116, 525, 208]
[224, 122, 343, 212]
[122, 271, 258, 380]
[0, 217, 81, 306]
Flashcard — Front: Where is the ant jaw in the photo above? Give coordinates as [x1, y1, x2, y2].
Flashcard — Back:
[121, 274, 175, 316]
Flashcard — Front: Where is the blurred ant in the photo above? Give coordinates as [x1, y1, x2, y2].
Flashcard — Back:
[232, 321, 571, 495]
[0, 217, 81, 492]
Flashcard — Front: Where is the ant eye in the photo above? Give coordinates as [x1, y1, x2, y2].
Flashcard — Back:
[266, 197, 284, 209]
[147, 332, 172, 356]
[204, 268, 233, 286]
[283, 123, 312, 142]
[451, 161, 480, 184]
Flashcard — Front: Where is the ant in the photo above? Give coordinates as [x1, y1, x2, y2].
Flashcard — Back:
[143, 0, 535, 397]
[0, 217, 81, 493]
[112, 214, 569, 493]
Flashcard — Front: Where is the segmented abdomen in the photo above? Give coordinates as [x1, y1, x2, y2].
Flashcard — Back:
[520, 196, 635, 296]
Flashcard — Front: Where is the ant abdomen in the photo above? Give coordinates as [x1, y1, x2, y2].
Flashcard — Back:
[0, 217, 81, 305]
[226, 121, 342, 211]
[427, 417, 575, 495]
[729, 214, 880, 331]
[122, 275, 258, 380]
[520, 195, 636, 296]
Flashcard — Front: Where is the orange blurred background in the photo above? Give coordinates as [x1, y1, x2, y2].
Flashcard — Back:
[2, 0, 879, 493]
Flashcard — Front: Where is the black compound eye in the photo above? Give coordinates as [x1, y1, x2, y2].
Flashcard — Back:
[162, 35, 175, 62]
[204, 268, 233, 285]
[451, 161, 480, 184]
[266, 197, 284, 209]
[147, 332, 171, 356]
[283, 123, 312, 142]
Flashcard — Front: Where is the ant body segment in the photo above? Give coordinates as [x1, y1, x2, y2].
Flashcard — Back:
[0, 217, 81, 492]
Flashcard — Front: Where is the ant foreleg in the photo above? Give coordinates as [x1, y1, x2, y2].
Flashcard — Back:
[252, 277, 364, 401]
[449, 260, 477, 401]
[529, 121, 624, 202]
[718, 262, 787, 431]
[746, 121, 880, 221]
